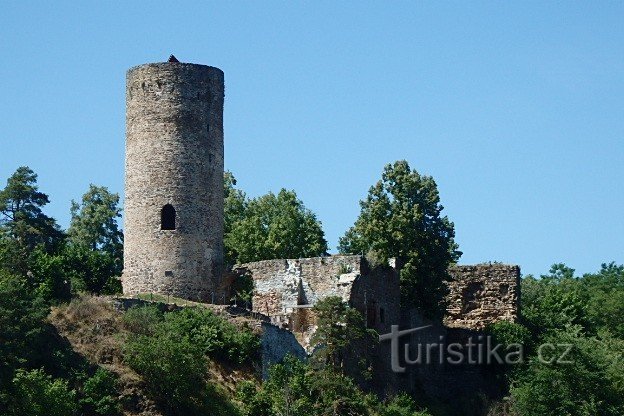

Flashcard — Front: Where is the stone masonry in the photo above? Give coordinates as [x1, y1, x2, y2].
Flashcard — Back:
[444, 264, 520, 330]
[122, 62, 225, 301]
[238, 256, 520, 332]
[234, 255, 401, 349]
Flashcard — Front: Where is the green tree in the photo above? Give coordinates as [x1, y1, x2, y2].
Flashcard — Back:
[0, 167, 62, 272]
[511, 326, 624, 416]
[9, 368, 77, 416]
[521, 264, 589, 336]
[311, 296, 375, 372]
[338, 161, 460, 317]
[581, 262, 624, 338]
[225, 188, 327, 264]
[224, 171, 248, 265]
[238, 356, 431, 416]
[68, 184, 123, 257]
[0, 272, 48, 397]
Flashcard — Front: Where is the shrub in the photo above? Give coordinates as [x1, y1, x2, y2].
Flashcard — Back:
[159, 307, 259, 365]
[124, 333, 207, 414]
[79, 368, 121, 416]
[10, 368, 77, 416]
[381, 393, 432, 416]
[511, 327, 624, 416]
[121, 304, 164, 335]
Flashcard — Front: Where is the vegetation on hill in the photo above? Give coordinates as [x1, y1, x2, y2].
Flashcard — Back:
[0, 165, 622, 416]
[487, 263, 624, 415]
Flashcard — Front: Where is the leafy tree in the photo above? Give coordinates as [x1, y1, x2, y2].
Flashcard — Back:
[9, 368, 77, 416]
[311, 296, 375, 372]
[68, 185, 123, 256]
[338, 160, 460, 317]
[224, 171, 247, 265]
[225, 188, 328, 264]
[521, 264, 589, 336]
[27, 246, 72, 302]
[0, 167, 62, 272]
[511, 326, 624, 416]
[581, 262, 624, 338]
[0, 272, 48, 396]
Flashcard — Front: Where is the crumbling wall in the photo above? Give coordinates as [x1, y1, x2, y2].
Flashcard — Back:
[235, 255, 364, 316]
[444, 264, 520, 330]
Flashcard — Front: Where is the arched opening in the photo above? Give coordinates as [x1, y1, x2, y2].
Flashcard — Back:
[161, 204, 176, 230]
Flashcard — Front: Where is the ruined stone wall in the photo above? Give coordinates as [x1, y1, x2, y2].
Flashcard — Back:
[444, 264, 520, 330]
[123, 62, 224, 301]
[237, 255, 365, 316]
[236, 255, 401, 357]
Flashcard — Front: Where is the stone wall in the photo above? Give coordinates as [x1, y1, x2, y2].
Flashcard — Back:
[444, 264, 520, 330]
[123, 61, 224, 301]
[235, 255, 401, 352]
[236, 255, 365, 315]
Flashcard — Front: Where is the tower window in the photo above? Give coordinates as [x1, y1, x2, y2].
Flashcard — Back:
[161, 204, 176, 230]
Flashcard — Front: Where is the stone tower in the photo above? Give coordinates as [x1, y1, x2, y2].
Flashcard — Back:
[122, 60, 224, 302]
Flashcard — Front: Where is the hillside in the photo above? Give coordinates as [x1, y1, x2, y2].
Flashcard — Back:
[48, 296, 260, 416]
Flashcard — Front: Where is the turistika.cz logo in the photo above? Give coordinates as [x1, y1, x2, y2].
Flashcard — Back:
[379, 325, 573, 373]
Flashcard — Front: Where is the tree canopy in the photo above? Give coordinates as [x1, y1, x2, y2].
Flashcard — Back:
[338, 160, 461, 317]
[224, 173, 328, 264]
[0, 166, 62, 256]
[68, 184, 123, 256]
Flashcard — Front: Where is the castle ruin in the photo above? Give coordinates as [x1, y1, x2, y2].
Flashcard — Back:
[121, 58, 521, 398]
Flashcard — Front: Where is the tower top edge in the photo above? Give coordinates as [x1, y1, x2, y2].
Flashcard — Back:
[127, 62, 224, 77]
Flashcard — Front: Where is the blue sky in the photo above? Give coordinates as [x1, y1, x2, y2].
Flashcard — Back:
[1, 2, 622, 276]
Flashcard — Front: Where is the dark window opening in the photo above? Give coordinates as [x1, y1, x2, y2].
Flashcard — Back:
[379, 307, 385, 324]
[161, 204, 176, 230]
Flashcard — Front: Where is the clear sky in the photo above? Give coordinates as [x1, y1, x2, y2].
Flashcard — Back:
[1, 2, 622, 277]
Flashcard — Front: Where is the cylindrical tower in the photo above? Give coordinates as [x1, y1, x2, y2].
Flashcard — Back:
[123, 61, 224, 302]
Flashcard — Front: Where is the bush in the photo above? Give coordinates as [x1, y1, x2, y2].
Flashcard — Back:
[511, 327, 624, 416]
[238, 356, 432, 416]
[124, 333, 207, 414]
[123, 306, 258, 415]
[79, 368, 121, 416]
[381, 393, 432, 416]
[9, 368, 77, 416]
[159, 307, 259, 365]
[121, 304, 164, 335]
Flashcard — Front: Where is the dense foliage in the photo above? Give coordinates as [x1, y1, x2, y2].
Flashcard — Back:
[338, 160, 461, 318]
[237, 356, 431, 416]
[311, 296, 376, 372]
[489, 263, 624, 416]
[123, 305, 257, 415]
[224, 171, 328, 265]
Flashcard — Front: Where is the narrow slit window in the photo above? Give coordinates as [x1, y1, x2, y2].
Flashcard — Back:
[161, 204, 176, 230]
